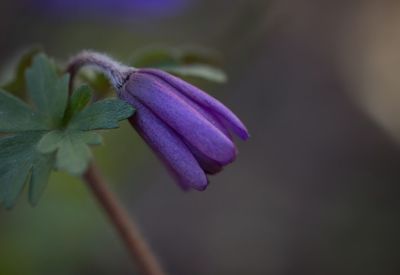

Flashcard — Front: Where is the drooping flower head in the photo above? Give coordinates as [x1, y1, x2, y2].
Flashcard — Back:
[119, 69, 248, 190]
[67, 51, 249, 191]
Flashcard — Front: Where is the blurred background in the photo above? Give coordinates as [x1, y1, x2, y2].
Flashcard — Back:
[1, 0, 400, 274]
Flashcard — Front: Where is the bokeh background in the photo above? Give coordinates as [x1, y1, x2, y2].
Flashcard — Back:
[1, 0, 400, 274]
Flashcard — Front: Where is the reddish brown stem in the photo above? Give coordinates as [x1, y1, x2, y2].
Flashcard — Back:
[83, 163, 165, 275]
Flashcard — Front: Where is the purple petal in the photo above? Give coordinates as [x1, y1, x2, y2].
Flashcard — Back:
[140, 69, 250, 140]
[121, 92, 208, 191]
[167, 87, 232, 140]
[125, 72, 236, 165]
[187, 143, 224, 175]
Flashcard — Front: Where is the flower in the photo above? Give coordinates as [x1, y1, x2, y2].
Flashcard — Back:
[119, 69, 249, 190]
[67, 51, 248, 190]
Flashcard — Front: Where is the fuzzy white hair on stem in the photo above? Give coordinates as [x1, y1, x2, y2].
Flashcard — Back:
[67, 50, 135, 90]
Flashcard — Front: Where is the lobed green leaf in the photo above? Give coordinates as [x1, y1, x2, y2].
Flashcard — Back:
[38, 130, 102, 175]
[0, 132, 53, 208]
[68, 98, 135, 131]
[2, 46, 42, 98]
[29, 153, 54, 206]
[0, 89, 49, 132]
[25, 53, 69, 127]
[63, 84, 93, 124]
[0, 52, 137, 208]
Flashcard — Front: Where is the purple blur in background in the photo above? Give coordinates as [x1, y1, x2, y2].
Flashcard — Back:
[33, 0, 194, 18]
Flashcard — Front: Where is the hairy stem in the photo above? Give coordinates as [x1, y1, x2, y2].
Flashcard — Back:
[66, 50, 134, 91]
[83, 163, 165, 275]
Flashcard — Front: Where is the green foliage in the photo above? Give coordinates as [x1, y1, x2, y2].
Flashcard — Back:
[2, 46, 42, 98]
[131, 46, 227, 83]
[0, 132, 52, 208]
[63, 84, 93, 124]
[68, 99, 134, 130]
[26, 53, 70, 127]
[132, 47, 178, 68]
[37, 130, 102, 176]
[163, 64, 227, 83]
[0, 90, 49, 132]
[79, 71, 112, 98]
[0, 53, 135, 208]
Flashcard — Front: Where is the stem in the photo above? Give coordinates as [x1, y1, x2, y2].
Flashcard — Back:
[68, 51, 162, 274]
[83, 163, 165, 275]
[66, 50, 134, 92]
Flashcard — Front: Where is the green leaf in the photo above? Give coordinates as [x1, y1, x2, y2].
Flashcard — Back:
[0, 160, 31, 209]
[56, 136, 91, 176]
[0, 52, 137, 208]
[178, 48, 221, 65]
[163, 64, 227, 83]
[0, 132, 52, 208]
[78, 131, 103, 145]
[25, 53, 69, 127]
[79, 71, 112, 98]
[131, 47, 226, 83]
[29, 153, 54, 206]
[69, 85, 93, 114]
[132, 47, 179, 68]
[2, 46, 42, 97]
[131, 46, 221, 68]
[63, 85, 93, 124]
[37, 130, 102, 175]
[0, 89, 49, 132]
[68, 98, 135, 131]
[36, 130, 65, 153]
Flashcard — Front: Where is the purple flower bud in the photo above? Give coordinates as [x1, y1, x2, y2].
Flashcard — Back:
[119, 69, 249, 190]
[66, 51, 248, 191]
